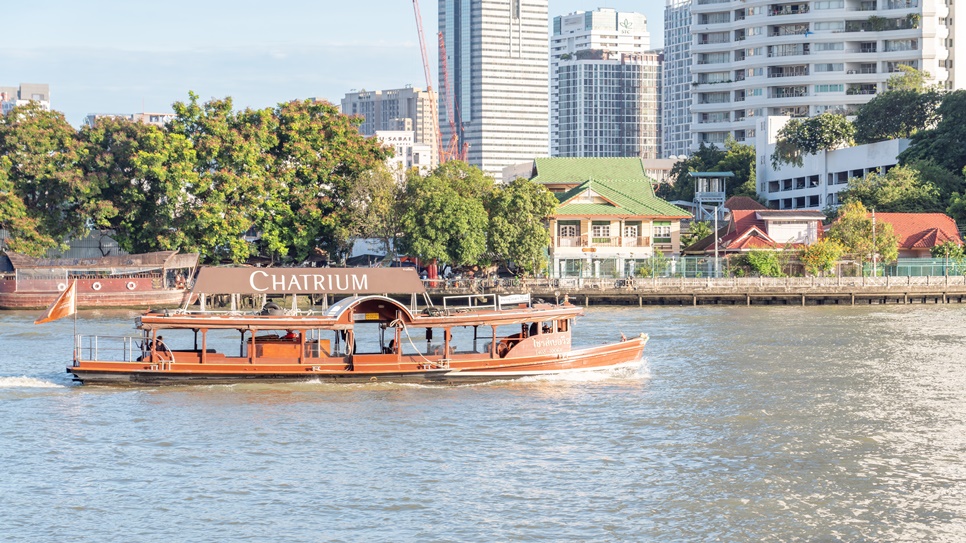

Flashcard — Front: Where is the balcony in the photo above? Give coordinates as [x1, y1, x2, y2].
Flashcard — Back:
[555, 235, 651, 249]
[769, 4, 809, 16]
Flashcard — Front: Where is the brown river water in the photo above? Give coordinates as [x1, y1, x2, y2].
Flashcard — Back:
[1, 305, 965, 542]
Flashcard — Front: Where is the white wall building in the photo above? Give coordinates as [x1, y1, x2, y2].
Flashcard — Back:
[690, 0, 958, 150]
[0, 83, 50, 116]
[756, 115, 910, 210]
[663, 0, 694, 158]
[375, 131, 433, 182]
[551, 9, 652, 156]
[341, 87, 439, 167]
[440, 0, 549, 181]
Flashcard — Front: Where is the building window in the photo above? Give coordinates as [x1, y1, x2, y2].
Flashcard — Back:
[653, 221, 672, 243]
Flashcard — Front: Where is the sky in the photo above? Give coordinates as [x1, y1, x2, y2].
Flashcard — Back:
[0, 1, 664, 127]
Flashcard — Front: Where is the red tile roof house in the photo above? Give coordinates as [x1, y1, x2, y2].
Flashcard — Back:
[871, 213, 964, 258]
[683, 196, 825, 255]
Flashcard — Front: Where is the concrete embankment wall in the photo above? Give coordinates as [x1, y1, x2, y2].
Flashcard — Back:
[424, 276, 966, 307]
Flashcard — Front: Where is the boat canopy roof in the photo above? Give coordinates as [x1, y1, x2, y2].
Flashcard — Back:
[2, 250, 199, 272]
[191, 267, 427, 296]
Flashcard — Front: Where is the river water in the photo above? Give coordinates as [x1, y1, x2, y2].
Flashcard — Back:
[1, 305, 965, 542]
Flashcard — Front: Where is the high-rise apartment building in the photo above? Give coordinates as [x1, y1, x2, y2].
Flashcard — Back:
[440, 0, 549, 181]
[341, 87, 439, 167]
[662, 0, 693, 158]
[556, 50, 662, 158]
[551, 9, 653, 157]
[690, 0, 959, 149]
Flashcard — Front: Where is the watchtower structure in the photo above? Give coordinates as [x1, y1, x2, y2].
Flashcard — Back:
[689, 171, 732, 221]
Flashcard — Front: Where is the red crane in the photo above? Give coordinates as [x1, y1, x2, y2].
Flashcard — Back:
[411, 0, 445, 165]
[438, 31, 468, 162]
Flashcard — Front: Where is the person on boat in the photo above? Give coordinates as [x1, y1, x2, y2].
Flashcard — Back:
[383, 339, 396, 354]
[154, 336, 170, 354]
[283, 330, 298, 340]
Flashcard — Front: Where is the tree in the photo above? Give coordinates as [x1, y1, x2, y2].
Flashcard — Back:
[930, 240, 966, 275]
[269, 98, 390, 263]
[770, 113, 856, 169]
[399, 163, 491, 267]
[0, 102, 88, 251]
[838, 164, 942, 213]
[78, 116, 199, 255]
[658, 138, 756, 202]
[349, 164, 405, 260]
[680, 220, 713, 249]
[825, 201, 899, 272]
[899, 90, 966, 176]
[0, 156, 54, 255]
[800, 238, 846, 276]
[745, 250, 783, 277]
[485, 177, 559, 275]
[887, 65, 931, 91]
[853, 89, 943, 144]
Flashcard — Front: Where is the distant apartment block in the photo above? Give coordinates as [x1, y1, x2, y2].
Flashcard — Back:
[0, 83, 50, 115]
[551, 9, 654, 157]
[690, 0, 959, 149]
[84, 112, 176, 128]
[756, 115, 910, 210]
[663, 0, 693, 158]
[440, 0, 549, 181]
[556, 50, 662, 159]
[341, 86, 439, 167]
[375, 130, 433, 182]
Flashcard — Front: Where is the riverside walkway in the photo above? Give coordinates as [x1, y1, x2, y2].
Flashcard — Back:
[423, 276, 966, 306]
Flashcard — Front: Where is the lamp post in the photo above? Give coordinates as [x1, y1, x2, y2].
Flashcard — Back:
[713, 205, 720, 278]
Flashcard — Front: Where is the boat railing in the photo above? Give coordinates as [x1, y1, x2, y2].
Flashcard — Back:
[75, 334, 148, 364]
[441, 294, 497, 312]
[440, 293, 533, 312]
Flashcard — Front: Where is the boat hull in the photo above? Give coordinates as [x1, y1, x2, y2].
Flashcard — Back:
[0, 277, 189, 310]
[67, 337, 647, 386]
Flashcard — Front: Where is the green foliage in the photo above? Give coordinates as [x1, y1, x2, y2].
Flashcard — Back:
[658, 138, 757, 202]
[899, 90, 966, 176]
[930, 240, 964, 260]
[635, 251, 671, 278]
[887, 65, 930, 91]
[349, 164, 405, 260]
[853, 88, 943, 144]
[800, 238, 846, 276]
[825, 201, 900, 269]
[399, 162, 491, 267]
[485, 177, 558, 275]
[0, 156, 54, 255]
[0, 102, 88, 252]
[770, 113, 856, 169]
[681, 220, 713, 249]
[838, 164, 942, 212]
[745, 250, 783, 277]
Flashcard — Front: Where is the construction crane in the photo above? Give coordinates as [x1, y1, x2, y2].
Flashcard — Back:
[438, 31, 468, 162]
[411, 0, 445, 165]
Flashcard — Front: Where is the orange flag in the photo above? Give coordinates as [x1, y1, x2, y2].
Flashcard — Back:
[34, 280, 77, 324]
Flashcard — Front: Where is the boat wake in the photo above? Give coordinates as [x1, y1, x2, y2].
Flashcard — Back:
[0, 376, 66, 389]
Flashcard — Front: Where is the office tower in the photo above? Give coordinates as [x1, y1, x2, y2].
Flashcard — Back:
[663, 0, 693, 158]
[440, 0, 549, 180]
[551, 9, 653, 157]
[341, 86, 439, 167]
[690, 0, 958, 149]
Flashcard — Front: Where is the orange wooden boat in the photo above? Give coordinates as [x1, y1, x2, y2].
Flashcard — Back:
[67, 267, 647, 385]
